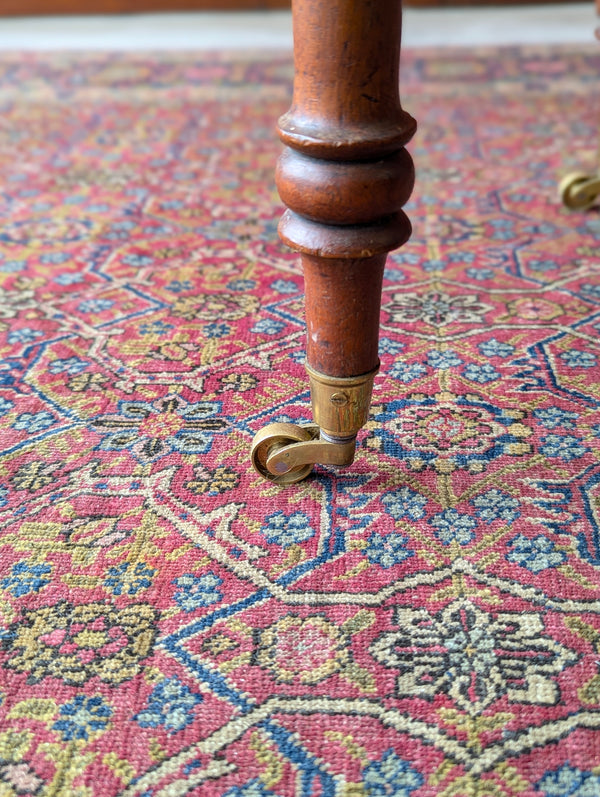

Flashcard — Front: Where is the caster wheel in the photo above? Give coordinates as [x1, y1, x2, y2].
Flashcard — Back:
[251, 422, 317, 485]
[559, 171, 600, 211]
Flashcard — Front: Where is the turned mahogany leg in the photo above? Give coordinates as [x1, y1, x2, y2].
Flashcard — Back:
[251, 0, 416, 484]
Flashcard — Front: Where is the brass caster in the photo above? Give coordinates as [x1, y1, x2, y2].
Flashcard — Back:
[251, 422, 319, 485]
[559, 171, 600, 211]
[251, 422, 357, 485]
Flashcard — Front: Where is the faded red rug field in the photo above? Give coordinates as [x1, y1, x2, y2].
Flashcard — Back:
[1, 46, 600, 796]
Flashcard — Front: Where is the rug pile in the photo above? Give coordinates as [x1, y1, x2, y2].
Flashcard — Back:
[1, 46, 600, 796]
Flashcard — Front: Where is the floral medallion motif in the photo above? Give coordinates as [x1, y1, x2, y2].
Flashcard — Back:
[255, 614, 351, 685]
[253, 612, 374, 692]
[370, 601, 578, 712]
[2, 601, 157, 685]
[93, 394, 228, 462]
[382, 291, 492, 327]
[369, 391, 532, 472]
[171, 292, 259, 321]
[0, 217, 97, 246]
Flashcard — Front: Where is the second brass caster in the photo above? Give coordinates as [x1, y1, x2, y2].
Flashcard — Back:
[559, 171, 600, 211]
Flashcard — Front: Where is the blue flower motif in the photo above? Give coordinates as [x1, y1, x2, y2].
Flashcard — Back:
[135, 677, 202, 733]
[389, 361, 427, 384]
[7, 328, 44, 344]
[364, 532, 413, 568]
[0, 396, 13, 416]
[466, 268, 494, 281]
[427, 349, 462, 369]
[363, 750, 423, 797]
[379, 338, 405, 355]
[525, 222, 556, 236]
[529, 259, 557, 272]
[123, 254, 153, 266]
[167, 280, 192, 293]
[560, 350, 596, 368]
[111, 220, 136, 231]
[449, 252, 476, 263]
[423, 258, 446, 272]
[228, 279, 256, 291]
[261, 511, 314, 548]
[53, 695, 112, 741]
[54, 272, 84, 285]
[270, 279, 298, 294]
[49, 357, 88, 374]
[1, 562, 51, 597]
[139, 320, 174, 336]
[507, 534, 567, 573]
[536, 765, 600, 796]
[580, 283, 600, 299]
[381, 487, 427, 521]
[251, 319, 286, 335]
[221, 779, 278, 797]
[533, 407, 577, 430]
[104, 561, 155, 596]
[541, 434, 589, 461]
[40, 252, 70, 264]
[488, 219, 516, 240]
[204, 322, 231, 339]
[0, 260, 26, 273]
[267, 413, 301, 426]
[384, 268, 406, 283]
[462, 363, 500, 383]
[392, 252, 420, 265]
[471, 489, 520, 524]
[478, 339, 515, 358]
[431, 509, 477, 546]
[0, 370, 15, 387]
[173, 572, 223, 611]
[12, 411, 55, 433]
[78, 299, 114, 313]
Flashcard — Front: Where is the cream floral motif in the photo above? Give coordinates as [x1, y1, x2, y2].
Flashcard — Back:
[0, 287, 37, 319]
[383, 291, 492, 327]
[370, 601, 578, 713]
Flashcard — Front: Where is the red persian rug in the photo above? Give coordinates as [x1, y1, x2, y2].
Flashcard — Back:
[1, 45, 600, 797]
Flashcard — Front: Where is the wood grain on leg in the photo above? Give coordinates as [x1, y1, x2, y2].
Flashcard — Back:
[276, 0, 416, 379]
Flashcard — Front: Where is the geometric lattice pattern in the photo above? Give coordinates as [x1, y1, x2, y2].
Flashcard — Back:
[1, 46, 600, 796]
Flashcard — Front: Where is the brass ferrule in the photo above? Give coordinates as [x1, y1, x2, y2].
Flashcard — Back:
[306, 363, 379, 439]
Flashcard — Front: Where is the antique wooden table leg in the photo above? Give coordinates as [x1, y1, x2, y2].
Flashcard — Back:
[251, 0, 416, 484]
